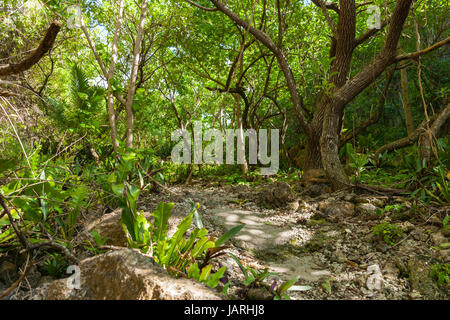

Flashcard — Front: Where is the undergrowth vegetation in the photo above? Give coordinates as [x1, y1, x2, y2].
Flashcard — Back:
[0, 0, 449, 300]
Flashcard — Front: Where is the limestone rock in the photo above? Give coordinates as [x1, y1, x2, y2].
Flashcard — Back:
[45, 249, 223, 300]
[318, 200, 355, 216]
[258, 181, 296, 208]
[355, 203, 378, 216]
[408, 258, 441, 299]
[430, 231, 447, 247]
[81, 210, 131, 247]
[80, 210, 159, 248]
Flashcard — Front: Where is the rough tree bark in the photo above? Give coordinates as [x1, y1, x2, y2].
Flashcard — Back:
[0, 21, 61, 77]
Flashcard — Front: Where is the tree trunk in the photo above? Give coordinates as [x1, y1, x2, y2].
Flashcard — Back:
[125, 0, 148, 149]
[303, 120, 323, 170]
[319, 0, 413, 189]
[234, 93, 248, 175]
[398, 48, 415, 136]
[106, 0, 125, 153]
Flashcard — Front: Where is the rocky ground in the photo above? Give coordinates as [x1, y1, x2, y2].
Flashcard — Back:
[1, 179, 449, 300]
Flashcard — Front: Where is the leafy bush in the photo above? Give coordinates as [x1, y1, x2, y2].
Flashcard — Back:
[113, 180, 244, 289]
[0, 149, 89, 247]
[372, 222, 404, 246]
[430, 263, 449, 289]
[228, 252, 298, 300]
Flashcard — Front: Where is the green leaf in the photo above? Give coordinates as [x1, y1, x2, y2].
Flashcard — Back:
[187, 262, 201, 280]
[191, 202, 203, 229]
[277, 277, 299, 294]
[121, 207, 136, 241]
[111, 183, 124, 198]
[199, 264, 213, 282]
[41, 197, 48, 221]
[205, 266, 227, 288]
[159, 209, 194, 265]
[135, 213, 151, 247]
[181, 228, 207, 253]
[152, 202, 174, 242]
[215, 224, 245, 247]
[244, 275, 256, 286]
[321, 279, 332, 294]
[227, 252, 248, 278]
[439, 243, 450, 249]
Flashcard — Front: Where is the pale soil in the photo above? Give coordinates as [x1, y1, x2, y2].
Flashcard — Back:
[2, 180, 449, 300]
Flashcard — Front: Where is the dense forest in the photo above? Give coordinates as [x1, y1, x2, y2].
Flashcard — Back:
[0, 0, 449, 301]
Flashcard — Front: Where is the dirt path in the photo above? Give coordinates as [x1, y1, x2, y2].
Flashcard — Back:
[139, 182, 449, 300]
[2, 181, 448, 300]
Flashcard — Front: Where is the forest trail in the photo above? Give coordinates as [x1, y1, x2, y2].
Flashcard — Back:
[1, 181, 448, 300]
[130, 182, 449, 300]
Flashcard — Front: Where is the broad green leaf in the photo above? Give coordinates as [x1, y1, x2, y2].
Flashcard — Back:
[187, 262, 200, 280]
[205, 266, 226, 288]
[277, 277, 299, 294]
[192, 203, 203, 229]
[159, 210, 193, 265]
[199, 264, 213, 282]
[152, 202, 174, 242]
[215, 224, 245, 247]
[191, 237, 214, 258]
[121, 207, 136, 241]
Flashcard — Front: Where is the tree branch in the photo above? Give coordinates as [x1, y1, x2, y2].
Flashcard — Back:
[354, 19, 390, 47]
[374, 104, 450, 158]
[311, 0, 340, 13]
[395, 36, 450, 61]
[184, 0, 218, 11]
[0, 21, 61, 77]
[210, 0, 310, 134]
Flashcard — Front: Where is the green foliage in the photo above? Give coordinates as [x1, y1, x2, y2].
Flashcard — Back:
[427, 166, 450, 205]
[320, 279, 332, 295]
[443, 215, 450, 231]
[341, 143, 370, 181]
[372, 222, 404, 246]
[376, 204, 406, 216]
[44, 252, 68, 277]
[227, 252, 297, 300]
[0, 151, 89, 244]
[84, 229, 109, 254]
[430, 263, 449, 289]
[113, 180, 244, 289]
